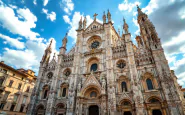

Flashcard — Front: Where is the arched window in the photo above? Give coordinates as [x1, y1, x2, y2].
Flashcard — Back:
[146, 78, 154, 90]
[90, 63, 98, 72]
[62, 88, 66, 97]
[121, 82, 127, 92]
[43, 85, 49, 99]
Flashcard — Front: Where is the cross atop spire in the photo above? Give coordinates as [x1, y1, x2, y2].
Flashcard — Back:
[93, 13, 98, 21]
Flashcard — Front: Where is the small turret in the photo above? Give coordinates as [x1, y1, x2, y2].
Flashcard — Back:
[103, 11, 106, 23]
[78, 17, 83, 30]
[60, 33, 68, 54]
[41, 39, 53, 65]
[83, 16, 87, 29]
[123, 18, 129, 34]
[107, 9, 111, 22]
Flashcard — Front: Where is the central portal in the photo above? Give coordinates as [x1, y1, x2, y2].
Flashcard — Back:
[89, 105, 99, 115]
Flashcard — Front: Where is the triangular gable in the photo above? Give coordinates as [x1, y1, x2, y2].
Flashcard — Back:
[119, 92, 132, 104]
[85, 20, 103, 33]
[81, 72, 101, 90]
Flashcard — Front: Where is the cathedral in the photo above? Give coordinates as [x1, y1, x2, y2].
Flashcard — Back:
[27, 6, 184, 115]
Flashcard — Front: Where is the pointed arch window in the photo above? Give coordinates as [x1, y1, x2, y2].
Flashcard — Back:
[146, 78, 154, 90]
[121, 82, 127, 92]
[62, 88, 66, 97]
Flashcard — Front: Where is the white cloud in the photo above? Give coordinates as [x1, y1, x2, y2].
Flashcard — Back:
[0, 38, 58, 73]
[0, 33, 25, 49]
[0, 3, 39, 40]
[33, 0, 37, 5]
[60, 0, 74, 15]
[42, 8, 56, 22]
[118, 0, 141, 12]
[43, 0, 49, 6]
[63, 15, 71, 24]
[142, 0, 158, 15]
[132, 18, 140, 35]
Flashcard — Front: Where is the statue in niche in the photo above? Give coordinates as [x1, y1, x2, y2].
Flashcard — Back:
[101, 75, 106, 89]
[77, 82, 81, 92]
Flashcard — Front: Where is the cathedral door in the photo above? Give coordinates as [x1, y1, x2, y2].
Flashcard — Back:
[89, 105, 99, 115]
[124, 111, 132, 115]
[152, 109, 162, 115]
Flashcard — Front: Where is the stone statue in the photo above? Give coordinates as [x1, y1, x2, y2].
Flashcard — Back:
[102, 76, 106, 89]
[77, 82, 81, 92]
[83, 16, 87, 29]
[103, 11, 106, 23]
[107, 9, 111, 22]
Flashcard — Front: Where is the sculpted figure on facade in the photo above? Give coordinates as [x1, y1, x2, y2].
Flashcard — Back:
[27, 7, 184, 115]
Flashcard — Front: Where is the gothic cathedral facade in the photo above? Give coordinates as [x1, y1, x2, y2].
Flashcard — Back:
[27, 7, 184, 115]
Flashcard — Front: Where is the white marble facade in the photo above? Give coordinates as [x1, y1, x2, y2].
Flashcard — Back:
[27, 7, 184, 115]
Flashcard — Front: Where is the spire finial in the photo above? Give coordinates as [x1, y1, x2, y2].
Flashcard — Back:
[93, 13, 98, 21]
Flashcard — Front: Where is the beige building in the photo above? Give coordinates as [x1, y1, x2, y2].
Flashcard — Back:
[0, 61, 36, 115]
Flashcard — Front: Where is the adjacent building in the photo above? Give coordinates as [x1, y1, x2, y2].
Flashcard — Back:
[0, 61, 36, 115]
[27, 6, 184, 115]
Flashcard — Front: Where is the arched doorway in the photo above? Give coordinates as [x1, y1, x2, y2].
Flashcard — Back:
[89, 105, 99, 115]
[36, 105, 45, 115]
[124, 111, 132, 115]
[152, 109, 162, 115]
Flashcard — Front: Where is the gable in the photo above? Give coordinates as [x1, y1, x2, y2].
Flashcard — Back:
[81, 73, 101, 91]
[85, 20, 103, 33]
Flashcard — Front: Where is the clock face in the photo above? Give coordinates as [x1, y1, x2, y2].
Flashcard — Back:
[91, 41, 99, 49]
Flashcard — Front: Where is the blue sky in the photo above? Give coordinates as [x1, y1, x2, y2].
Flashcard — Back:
[0, 0, 185, 86]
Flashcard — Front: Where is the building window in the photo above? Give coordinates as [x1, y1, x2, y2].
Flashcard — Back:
[22, 96, 27, 104]
[19, 105, 24, 112]
[117, 60, 126, 69]
[183, 92, 185, 98]
[2, 69, 7, 74]
[0, 78, 4, 86]
[0, 103, 5, 109]
[90, 91, 97, 98]
[18, 83, 22, 90]
[43, 90, 48, 99]
[10, 104, 15, 111]
[90, 63, 98, 72]
[121, 82, 128, 92]
[146, 78, 154, 90]
[8, 80, 14, 87]
[47, 72, 53, 79]
[64, 70, 71, 76]
[62, 88, 66, 97]
[3, 92, 9, 101]
[26, 86, 30, 92]
[13, 94, 19, 103]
